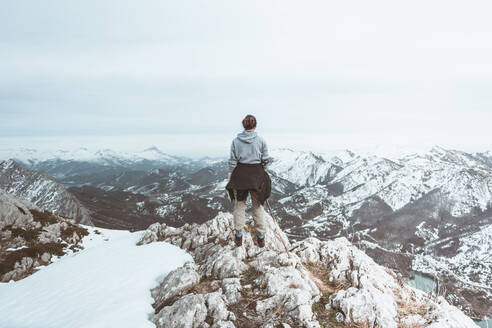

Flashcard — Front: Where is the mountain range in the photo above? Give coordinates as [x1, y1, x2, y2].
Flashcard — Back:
[0, 145, 491, 322]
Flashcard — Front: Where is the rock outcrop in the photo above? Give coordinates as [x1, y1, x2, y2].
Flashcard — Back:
[0, 189, 88, 282]
[138, 211, 478, 328]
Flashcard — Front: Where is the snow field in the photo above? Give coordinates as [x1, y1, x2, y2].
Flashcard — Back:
[0, 226, 192, 328]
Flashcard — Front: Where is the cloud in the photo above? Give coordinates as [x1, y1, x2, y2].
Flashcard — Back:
[0, 0, 491, 152]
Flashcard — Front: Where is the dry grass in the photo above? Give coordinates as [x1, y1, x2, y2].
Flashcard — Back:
[30, 209, 58, 225]
[228, 299, 264, 328]
[395, 289, 427, 328]
[311, 297, 372, 328]
[305, 261, 370, 328]
[240, 266, 262, 287]
[3, 225, 40, 242]
[217, 238, 230, 247]
[0, 242, 65, 277]
[396, 299, 427, 318]
[304, 261, 350, 295]
[192, 276, 220, 295]
[227, 265, 269, 327]
[204, 315, 213, 325]
[60, 225, 89, 240]
[1, 210, 88, 280]
[312, 295, 334, 326]
[398, 324, 424, 328]
[312, 296, 372, 328]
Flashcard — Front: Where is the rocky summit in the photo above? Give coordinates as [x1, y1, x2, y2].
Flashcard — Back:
[138, 211, 478, 328]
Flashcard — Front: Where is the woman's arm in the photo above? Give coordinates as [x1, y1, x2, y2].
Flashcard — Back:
[260, 137, 272, 168]
[228, 140, 238, 181]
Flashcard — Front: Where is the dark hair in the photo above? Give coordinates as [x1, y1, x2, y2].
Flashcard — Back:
[242, 114, 257, 130]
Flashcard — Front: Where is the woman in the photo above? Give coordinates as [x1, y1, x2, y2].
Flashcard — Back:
[226, 114, 272, 248]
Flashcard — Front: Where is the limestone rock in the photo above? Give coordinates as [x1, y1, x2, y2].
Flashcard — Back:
[137, 222, 165, 245]
[40, 252, 51, 262]
[153, 294, 207, 328]
[220, 278, 242, 304]
[0, 189, 89, 282]
[140, 211, 479, 328]
[204, 291, 233, 322]
[151, 261, 200, 311]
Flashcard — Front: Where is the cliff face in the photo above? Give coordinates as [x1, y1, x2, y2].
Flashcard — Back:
[138, 212, 478, 328]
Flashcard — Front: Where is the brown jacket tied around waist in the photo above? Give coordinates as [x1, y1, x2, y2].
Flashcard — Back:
[226, 163, 271, 205]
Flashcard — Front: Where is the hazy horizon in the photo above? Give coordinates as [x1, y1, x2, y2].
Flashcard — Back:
[0, 133, 489, 159]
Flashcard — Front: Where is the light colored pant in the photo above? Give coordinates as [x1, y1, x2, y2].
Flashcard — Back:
[233, 192, 266, 235]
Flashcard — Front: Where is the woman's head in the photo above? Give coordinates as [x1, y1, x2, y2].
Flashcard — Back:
[242, 114, 257, 130]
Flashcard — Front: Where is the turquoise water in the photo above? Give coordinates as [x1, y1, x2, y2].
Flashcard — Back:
[476, 318, 491, 328]
[405, 272, 436, 293]
[406, 272, 489, 327]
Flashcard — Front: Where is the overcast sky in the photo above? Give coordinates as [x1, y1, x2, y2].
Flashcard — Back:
[1, 0, 491, 156]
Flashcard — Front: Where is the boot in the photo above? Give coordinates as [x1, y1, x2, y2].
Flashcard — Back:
[257, 233, 265, 248]
[234, 232, 243, 247]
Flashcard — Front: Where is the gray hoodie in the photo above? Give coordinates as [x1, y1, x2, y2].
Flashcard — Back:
[229, 130, 272, 173]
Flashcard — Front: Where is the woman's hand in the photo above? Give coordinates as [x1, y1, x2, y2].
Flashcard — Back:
[227, 172, 232, 182]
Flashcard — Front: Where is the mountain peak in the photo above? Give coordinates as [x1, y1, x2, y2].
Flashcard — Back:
[143, 146, 162, 153]
[429, 145, 449, 154]
[1, 158, 21, 170]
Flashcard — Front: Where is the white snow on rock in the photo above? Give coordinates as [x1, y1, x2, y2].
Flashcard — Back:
[0, 226, 192, 328]
[269, 146, 492, 217]
[268, 148, 341, 187]
[413, 224, 492, 294]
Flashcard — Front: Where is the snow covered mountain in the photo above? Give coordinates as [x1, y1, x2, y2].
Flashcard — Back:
[1, 145, 491, 321]
[474, 151, 492, 168]
[0, 160, 93, 225]
[0, 146, 186, 166]
[277, 146, 492, 219]
[267, 148, 345, 187]
[0, 146, 200, 179]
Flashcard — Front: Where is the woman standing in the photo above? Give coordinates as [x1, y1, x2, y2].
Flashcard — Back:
[226, 114, 272, 248]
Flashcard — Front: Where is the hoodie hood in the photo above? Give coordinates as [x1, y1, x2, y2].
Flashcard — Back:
[236, 130, 257, 144]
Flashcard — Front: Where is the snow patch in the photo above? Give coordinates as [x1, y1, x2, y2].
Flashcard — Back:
[0, 227, 192, 328]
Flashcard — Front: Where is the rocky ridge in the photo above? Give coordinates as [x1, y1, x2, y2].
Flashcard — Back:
[0, 160, 93, 225]
[138, 211, 478, 328]
[0, 189, 89, 282]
